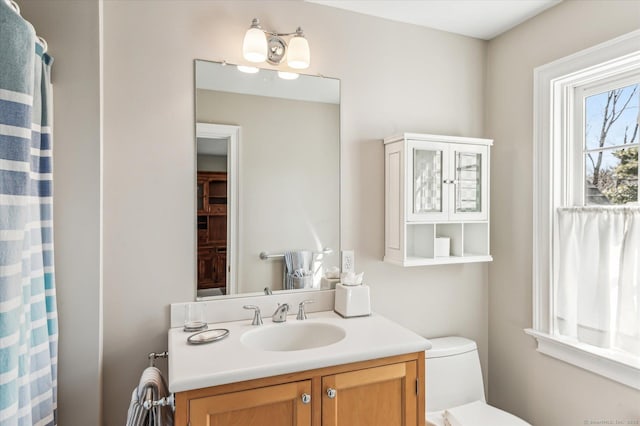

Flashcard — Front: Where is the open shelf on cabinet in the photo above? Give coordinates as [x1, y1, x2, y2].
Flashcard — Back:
[388, 222, 492, 266]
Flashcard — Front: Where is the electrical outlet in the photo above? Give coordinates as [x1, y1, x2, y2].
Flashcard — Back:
[341, 250, 355, 273]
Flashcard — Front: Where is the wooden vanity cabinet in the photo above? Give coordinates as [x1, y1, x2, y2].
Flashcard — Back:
[175, 352, 425, 426]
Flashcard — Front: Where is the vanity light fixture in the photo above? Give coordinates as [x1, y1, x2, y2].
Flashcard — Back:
[242, 18, 310, 70]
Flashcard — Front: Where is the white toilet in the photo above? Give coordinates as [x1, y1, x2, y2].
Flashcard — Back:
[425, 336, 531, 426]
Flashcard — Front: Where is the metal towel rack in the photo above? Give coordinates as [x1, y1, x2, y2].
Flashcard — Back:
[144, 351, 174, 410]
[259, 247, 333, 260]
[148, 351, 168, 367]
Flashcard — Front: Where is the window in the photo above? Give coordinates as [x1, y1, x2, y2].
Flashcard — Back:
[529, 30, 640, 390]
[579, 79, 639, 206]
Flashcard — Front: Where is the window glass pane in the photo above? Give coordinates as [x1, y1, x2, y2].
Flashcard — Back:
[413, 148, 442, 213]
[584, 83, 639, 151]
[585, 147, 638, 205]
[455, 152, 481, 213]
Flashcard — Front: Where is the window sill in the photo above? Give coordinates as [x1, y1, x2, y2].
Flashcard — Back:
[525, 329, 640, 390]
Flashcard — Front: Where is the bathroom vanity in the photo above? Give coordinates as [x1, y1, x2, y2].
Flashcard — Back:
[169, 311, 430, 426]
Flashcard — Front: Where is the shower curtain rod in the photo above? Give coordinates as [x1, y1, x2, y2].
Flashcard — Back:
[6, 0, 49, 54]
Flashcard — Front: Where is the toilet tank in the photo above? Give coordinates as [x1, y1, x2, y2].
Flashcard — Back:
[425, 336, 486, 412]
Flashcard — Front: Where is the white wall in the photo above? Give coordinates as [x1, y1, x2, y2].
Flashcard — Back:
[197, 154, 226, 172]
[19, 1, 103, 424]
[103, 1, 487, 424]
[486, 1, 640, 425]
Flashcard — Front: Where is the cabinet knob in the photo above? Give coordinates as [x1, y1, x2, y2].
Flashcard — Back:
[301, 393, 311, 404]
[326, 388, 337, 399]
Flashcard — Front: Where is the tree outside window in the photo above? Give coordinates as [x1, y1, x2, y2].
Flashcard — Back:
[585, 83, 639, 205]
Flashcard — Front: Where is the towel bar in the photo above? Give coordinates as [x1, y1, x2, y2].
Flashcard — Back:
[144, 351, 174, 411]
[260, 247, 332, 260]
[147, 351, 168, 367]
[143, 393, 174, 410]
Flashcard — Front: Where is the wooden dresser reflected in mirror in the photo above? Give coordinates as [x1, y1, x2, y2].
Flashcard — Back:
[197, 171, 227, 294]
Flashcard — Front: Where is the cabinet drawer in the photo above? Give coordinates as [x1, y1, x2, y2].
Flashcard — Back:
[208, 204, 227, 215]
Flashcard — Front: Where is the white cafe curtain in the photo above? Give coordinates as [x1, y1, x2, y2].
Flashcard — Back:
[556, 207, 640, 355]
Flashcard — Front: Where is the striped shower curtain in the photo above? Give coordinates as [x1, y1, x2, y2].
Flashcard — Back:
[0, 2, 58, 425]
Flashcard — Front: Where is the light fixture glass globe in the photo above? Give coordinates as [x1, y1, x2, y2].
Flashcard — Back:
[277, 71, 299, 80]
[287, 35, 310, 69]
[243, 27, 267, 63]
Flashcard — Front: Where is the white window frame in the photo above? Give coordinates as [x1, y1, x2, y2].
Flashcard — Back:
[528, 29, 640, 390]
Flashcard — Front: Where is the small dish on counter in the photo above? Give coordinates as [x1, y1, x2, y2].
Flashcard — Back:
[187, 328, 230, 345]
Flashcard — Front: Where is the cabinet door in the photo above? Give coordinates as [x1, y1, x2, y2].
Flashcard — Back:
[197, 250, 215, 288]
[407, 141, 449, 222]
[213, 252, 227, 288]
[322, 361, 418, 426]
[197, 178, 208, 214]
[449, 144, 488, 221]
[189, 380, 312, 426]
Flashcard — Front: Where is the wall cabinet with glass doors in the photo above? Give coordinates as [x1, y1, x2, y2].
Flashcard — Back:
[384, 133, 493, 266]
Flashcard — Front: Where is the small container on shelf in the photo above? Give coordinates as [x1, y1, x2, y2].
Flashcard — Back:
[435, 237, 451, 257]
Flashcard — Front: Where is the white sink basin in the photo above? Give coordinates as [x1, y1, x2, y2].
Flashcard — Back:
[241, 321, 346, 351]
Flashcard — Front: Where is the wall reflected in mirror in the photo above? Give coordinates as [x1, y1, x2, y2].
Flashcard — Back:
[195, 60, 340, 299]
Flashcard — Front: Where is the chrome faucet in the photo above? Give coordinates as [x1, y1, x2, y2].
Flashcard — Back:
[296, 300, 314, 320]
[272, 303, 290, 322]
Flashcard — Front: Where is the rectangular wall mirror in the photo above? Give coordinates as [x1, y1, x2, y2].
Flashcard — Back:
[195, 60, 341, 299]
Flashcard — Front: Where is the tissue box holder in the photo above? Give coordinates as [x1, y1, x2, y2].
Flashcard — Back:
[334, 283, 371, 318]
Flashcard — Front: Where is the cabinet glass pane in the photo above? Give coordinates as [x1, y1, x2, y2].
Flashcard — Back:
[197, 183, 204, 211]
[455, 152, 481, 213]
[413, 149, 443, 214]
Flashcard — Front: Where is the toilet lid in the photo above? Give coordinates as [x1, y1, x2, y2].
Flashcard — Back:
[429, 401, 531, 426]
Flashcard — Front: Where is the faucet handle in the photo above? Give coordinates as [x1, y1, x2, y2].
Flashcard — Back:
[297, 300, 315, 320]
[243, 305, 263, 326]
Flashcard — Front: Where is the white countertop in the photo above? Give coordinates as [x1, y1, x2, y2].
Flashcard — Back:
[168, 311, 431, 393]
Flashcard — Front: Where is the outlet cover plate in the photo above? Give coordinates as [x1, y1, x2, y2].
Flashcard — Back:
[341, 250, 355, 273]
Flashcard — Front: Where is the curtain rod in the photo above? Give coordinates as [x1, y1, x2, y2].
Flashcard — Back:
[6, 0, 49, 54]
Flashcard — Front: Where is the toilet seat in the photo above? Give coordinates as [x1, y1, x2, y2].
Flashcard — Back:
[427, 400, 531, 426]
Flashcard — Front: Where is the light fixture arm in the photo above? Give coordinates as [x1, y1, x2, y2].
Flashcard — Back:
[252, 21, 304, 38]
